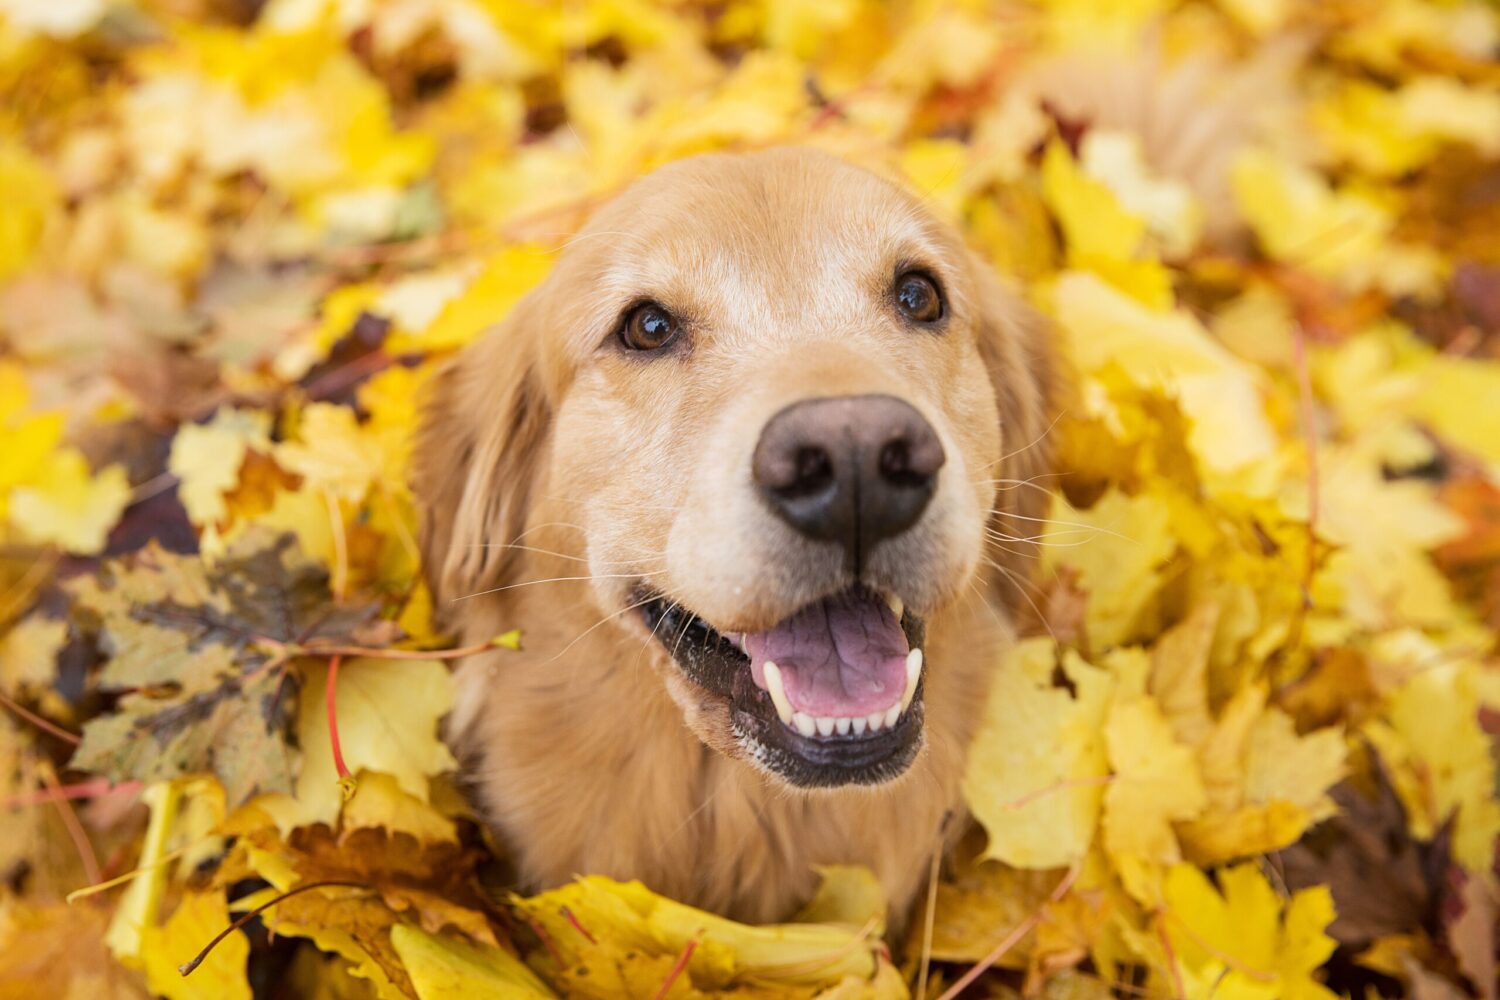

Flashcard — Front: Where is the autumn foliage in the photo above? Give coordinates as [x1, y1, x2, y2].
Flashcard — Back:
[2, 0, 1499, 997]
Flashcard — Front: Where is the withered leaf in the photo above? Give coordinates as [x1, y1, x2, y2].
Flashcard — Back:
[1277, 761, 1451, 948]
[67, 530, 386, 806]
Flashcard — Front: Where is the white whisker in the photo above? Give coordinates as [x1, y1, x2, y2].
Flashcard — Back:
[452, 571, 656, 603]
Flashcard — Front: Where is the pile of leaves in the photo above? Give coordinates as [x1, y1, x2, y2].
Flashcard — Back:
[2, 0, 1498, 996]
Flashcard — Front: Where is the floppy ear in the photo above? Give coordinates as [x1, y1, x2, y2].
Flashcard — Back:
[968, 256, 1064, 605]
[413, 292, 553, 609]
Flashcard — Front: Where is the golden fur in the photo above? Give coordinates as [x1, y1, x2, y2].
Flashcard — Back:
[415, 147, 1056, 924]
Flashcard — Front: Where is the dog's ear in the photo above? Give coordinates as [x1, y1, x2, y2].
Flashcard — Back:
[413, 291, 553, 608]
[968, 256, 1064, 602]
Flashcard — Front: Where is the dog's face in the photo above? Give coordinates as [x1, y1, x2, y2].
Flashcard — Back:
[420, 148, 1053, 790]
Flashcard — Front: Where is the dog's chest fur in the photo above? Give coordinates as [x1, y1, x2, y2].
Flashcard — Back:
[446, 579, 1007, 924]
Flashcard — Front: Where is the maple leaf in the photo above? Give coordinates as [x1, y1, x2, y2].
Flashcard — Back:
[513, 874, 893, 994]
[1154, 863, 1338, 1000]
[140, 890, 251, 1000]
[1102, 696, 1206, 895]
[964, 637, 1111, 870]
[214, 819, 502, 1000]
[1278, 763, 1451, 950]
[257, 654, 457, 835]
[167, 407, 275, 529]
[390, 924, 556, 999]
[67, 531, 387, 806]
[8, 448, 131, 555]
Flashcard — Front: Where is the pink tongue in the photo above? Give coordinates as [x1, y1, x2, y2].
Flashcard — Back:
[744, 589, 909, 717]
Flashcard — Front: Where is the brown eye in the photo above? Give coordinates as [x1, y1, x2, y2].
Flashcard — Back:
[895, 271, 943, 323]
[620, 302, 679, 352]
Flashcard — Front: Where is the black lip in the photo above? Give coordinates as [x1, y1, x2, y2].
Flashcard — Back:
[639, 589, 926, 788]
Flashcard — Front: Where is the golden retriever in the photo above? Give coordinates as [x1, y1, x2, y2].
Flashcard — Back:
[415, 146, 1057, 924]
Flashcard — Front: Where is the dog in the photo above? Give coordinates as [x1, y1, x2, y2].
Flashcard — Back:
[415, 146, 1057, 925]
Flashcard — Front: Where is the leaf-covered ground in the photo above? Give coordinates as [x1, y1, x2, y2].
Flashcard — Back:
[2, 0, 1499, 997]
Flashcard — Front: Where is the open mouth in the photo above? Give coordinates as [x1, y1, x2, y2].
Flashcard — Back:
[639, 585, 926, 787]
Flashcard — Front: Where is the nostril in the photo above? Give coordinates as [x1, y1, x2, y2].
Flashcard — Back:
[879, 437, 935, 487]
[786, 446, 834, 497]
[878, 439, 913, 482]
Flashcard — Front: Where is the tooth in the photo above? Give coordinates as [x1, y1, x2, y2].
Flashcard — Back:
[866, 711, 884, 733]
[901, 648, 923, 712]
[763, 662, 794, 725]
[835, 716, 851, 735]
[816, 716, 834, 737]
[793, 712, 816, 738]
[852, 716, 867, 735]
[883, 705, 901, 729]
[885, 594, 904, 620]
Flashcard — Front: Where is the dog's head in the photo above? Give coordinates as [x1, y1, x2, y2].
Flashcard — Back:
[418, 147, 1055, 789]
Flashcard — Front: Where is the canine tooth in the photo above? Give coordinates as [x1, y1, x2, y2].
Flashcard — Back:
[852, 716, 867, 735]
[885, 594, 904, 620]
[763, 662, 794, 726]
[793, 712, 816, 738]
[835, 716, 851, 735]
[815, 716, 834, 737]
[866, 711, 885, 733]
[901, 648, 923, 712]
[883, 705, 901, 729]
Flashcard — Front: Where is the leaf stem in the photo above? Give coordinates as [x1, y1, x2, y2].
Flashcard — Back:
[180, 880, 368, 976]
[0, 689, 81, 745]
[39, 760, 100, 885]
[559, 905, 596, 944]
[652, 938, 698, 1000]
[324, 654, 351, 781]
[935, 865, 1079, 1000]
[3, 777, 142, 810]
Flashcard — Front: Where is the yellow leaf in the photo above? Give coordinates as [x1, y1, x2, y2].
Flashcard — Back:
[9, 449, 130, 554]
[139, 891, 251, 1000]
[0, 142, 59, 279]
[1102, 697, 1206, 874]
[1371, 660, 1500, 871]
[899, 138, 972, 221]
[964, 638, 1111, 869]
[1079, 130, 1203, 258]
[761, 0, 860, 59]
[0, 614, 66, 695]
[342, 772, 459, 846]
[276, 404, 393, 503]
[390, 924, 556, 1000]
[404, 246, 554, 353]
[168, 408, 274, 528]
[515, 876, 882, 988]
[1148, 602, 1220, 749]
[793, 866, 887, 934]
[1042, 140, 1146, 264]
[0, 363, 65, 505]
[1050, 273, 1277, 474]
[1043, 487, 1178, 648]
[1300, 448, 1466, 630]
[1157, 863, 1337, 1000]
[257, 657, 457, 835]
[1230, 147, 1390, 285]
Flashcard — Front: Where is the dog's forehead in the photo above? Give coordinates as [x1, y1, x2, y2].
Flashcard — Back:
[570, 149, 955, 328]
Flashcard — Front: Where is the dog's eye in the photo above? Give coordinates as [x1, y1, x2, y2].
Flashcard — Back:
[894, 271, 943, 324]
[620, 302, 680, 352]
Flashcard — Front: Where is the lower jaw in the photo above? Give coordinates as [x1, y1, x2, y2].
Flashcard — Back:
[640, 592, 927, 787]
[730, 672, 926, 789]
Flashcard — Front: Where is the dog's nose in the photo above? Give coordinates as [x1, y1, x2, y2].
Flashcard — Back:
[752, 394, 945, 565]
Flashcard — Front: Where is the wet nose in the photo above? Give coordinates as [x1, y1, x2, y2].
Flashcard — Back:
[751, 394, 945, 568]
